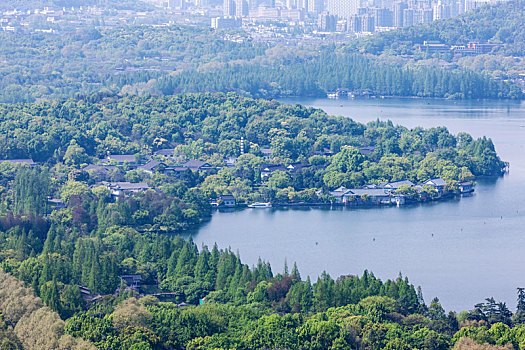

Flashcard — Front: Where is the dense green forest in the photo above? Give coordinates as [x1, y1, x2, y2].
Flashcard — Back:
[0, 24, 520, 102]
[0, 93, 512, 348]
[0, 26, 263, 103]
[0, 93, 505, 200]
[0, 0, 523, 347]
[156, 52, 522, 99]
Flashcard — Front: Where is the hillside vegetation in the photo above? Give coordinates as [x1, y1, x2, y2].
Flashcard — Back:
[350, 0, 525, 56]
[0, 24, 520, 103]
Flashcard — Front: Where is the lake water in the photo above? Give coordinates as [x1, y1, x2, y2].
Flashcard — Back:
[193, 97, 525, 312]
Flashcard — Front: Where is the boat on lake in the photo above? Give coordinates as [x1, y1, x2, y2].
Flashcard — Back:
[248, 202, 272, 208]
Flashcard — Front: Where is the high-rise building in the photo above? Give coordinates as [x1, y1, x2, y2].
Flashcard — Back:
[360, 13, 374, 31]
[432, 1, 451, 20]
[211, 16, 242, 28]
[235, 0, 249, 16]
[394, 2, 407, 27]
[297, 0, 308, 11]
[308, 0, 324, 14]
[326, 0, 360, 18]
[286, 0, 297, 9]
[413, 7, 432, 23]
[465, 0, 491, 11]
[347, 14, 361, 32]
[200, 0, 210, 6]
[457, 0, 466, 13]
[223, 0, 236, 15]
[336, 19, 347, 31]
[168, 0, 186, 9]
[402, 8, 414, 26]
[318, 11, 336, 30]
[373, 7, 393, 27]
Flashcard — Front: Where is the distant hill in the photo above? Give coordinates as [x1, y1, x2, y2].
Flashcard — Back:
[349, 0, 525, 56]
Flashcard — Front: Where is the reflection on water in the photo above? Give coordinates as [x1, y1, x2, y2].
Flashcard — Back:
[193, 98, 525, 312]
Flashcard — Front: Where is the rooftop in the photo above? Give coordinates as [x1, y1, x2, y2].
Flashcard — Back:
[107, 154, 136, 163]
[181, 160, 211, 169]
[384, 180, 415, 189]
[138, 160, 165, 171]
[154, 148, 175, 156]
[345, 188, 391, 197]
[424, 178, 447, 186]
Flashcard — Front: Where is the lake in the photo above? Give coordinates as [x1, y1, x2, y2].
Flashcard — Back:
[193, 97, 525, 312]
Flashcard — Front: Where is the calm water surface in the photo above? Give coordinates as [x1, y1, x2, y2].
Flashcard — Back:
[193, 98, 525, 311]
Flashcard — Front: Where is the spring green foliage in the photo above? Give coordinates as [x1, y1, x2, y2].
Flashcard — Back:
[0, 25, 264, 103]
[0, 93, 510, 349]
[12, 167, 50, 216]
[0, 93, 505, 180]
[156, 51, 521, 99]
[0, 24, 520, 102]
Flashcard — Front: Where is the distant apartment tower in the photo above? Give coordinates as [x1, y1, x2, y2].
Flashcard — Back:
[286, 8, 306, 19]
[223, 0, 236, 15]
[402, 8, 413, 26]
[318, 11, 336, 30]
[326, 0, 360, 18]
[432, 1, 451, 20]
[257, 6, 280, 17]
[414, 8, 433, 23]
[297, 0, 308, 11]
[414, 0, 431, 8]
[464, 0, 491, 11]
[360, 13, 374, 32]
[211, 16, 243, 28]
[336, 19, 347, 31]
[260, 0, 276, 8]
[357, 7, 368, 15]
[347, 14, 361, 32]
[308, 0, 324, 15]
[373, 7, 393, 27]
[235, 0, 249, 16]
[168, 0, 186, 9]
[394, 2, 407, 27]
[457, 0, 466, 14]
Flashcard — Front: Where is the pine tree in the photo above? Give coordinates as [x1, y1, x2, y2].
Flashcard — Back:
[166, 250, 178, 278]
[283, 258, 289, 277]
[291, 262, 301, 281]
[41, 278, 61, 314]
[42, 225, 57, 255]
[194, 246, 210, 281]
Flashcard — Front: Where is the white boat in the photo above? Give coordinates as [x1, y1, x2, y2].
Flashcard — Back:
[248, 202, 272, 208]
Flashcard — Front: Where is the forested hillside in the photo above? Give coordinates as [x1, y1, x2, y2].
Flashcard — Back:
[157, 52, 521, 99]
[0, 26, 263, 103]
[350, 0, 525, 56]
[0, 24, 520, 102]
[0, 92, 513, 349]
